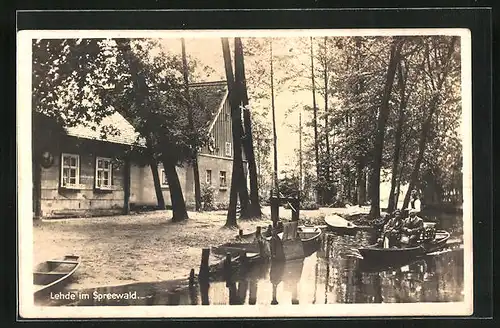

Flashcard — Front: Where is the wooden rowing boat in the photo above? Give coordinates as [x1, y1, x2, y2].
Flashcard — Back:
[296, 226, 322, 257]
[33, 255, 80, 295]
[357, 230, 451, 264]
[324, 215, 373, 234]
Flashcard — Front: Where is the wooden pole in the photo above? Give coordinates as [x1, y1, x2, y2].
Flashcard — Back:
[181, 38, 202, 212]
[199, 248, 210, 283]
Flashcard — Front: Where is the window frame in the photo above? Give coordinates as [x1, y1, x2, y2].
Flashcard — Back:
[219, 170, 227, 189]
[94, 156, 114, 190]
[206, 169, 212, 185]
[60, 153, 81, 189]
[224, 142, 232, 157]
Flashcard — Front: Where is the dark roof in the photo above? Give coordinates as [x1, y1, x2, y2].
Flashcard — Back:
[189, 81, 228, 130]
[33, 81, 228, 146]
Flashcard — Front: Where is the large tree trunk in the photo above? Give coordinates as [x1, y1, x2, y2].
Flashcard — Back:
[387, 62, 408, 213]
[369, 37, 404, 219]
[402, 37, 458, 209]
[181, 38, 202, 212]
[234, 37, 261, 218]
[161, 154, 189, 222]
[146, 136, 166, 209]
[222, 37, 250, 226]
[149, 159, 165, 209]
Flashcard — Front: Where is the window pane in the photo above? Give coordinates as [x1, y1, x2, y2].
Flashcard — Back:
[97, 171, 102, 179]
[70, 169, 76, 178]
[103, 179, 109, 186]
[98, 159, 103, 168]
[63, 168, 69, 179]
[63, 157, 70, 166]
[103, 171, 109, 180]
[69, 177, 76, 184]
[104, 161, 109, 169]
[70, 157, 76, 166]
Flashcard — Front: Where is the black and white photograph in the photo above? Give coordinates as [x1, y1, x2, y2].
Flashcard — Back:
[17, 28, 472, 318]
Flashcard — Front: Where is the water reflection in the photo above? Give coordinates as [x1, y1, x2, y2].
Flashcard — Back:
[38, 213, 464, 306]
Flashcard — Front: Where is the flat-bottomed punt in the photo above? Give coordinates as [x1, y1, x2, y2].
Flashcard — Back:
[33, 255, 80, 296]
[357, 230, 451, 264]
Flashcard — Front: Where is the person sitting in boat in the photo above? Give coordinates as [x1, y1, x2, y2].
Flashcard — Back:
[401, 209, 424, 246]
[378, 209, 404, 248]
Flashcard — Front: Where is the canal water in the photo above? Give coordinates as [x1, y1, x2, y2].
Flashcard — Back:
[38, 212, 464, 306]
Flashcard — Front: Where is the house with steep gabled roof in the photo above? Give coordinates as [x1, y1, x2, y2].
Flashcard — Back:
[33, 80, 241, 218]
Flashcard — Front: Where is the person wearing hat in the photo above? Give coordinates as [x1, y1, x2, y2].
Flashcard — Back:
[378, 209, 404, 248]
[401, 208, 424, 246]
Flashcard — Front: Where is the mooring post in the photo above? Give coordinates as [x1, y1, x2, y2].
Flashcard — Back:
[249, 280, 258, 305]
[239, 229, 243, 238]
[271, 284, 278, 305]
[291, 197, 300, 222]
[189, 268, 195, 286]
[270, 196, 279, 227]
[292, 283, 299, 304]
[199, 248, 210, 283]
[256, 226, 261, 238]
[224, 253, 232, 286]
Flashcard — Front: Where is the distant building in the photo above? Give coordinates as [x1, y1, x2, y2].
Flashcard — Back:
[33, 81, 241, 218]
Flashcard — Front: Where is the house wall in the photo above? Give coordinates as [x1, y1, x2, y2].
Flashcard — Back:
[197, 154, 234, 204]
[201, 98, 233, 159]
[38, 138, 127, 217]
[130, 163, 190, 207]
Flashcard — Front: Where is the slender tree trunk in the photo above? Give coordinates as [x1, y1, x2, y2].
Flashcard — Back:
[181, 38, 202, 212]
[161, 154, 189, 222]
[310, 37, 320, 203]
[123, 156, 131, 214]
[402, 95, 439, 209]
[146, 136, 166, 209]
[234, 37, 261, 218]
[33, 158, 42, 218]
[222, 38, 249, 226]
[299, 110, 303, 200]
[402, 37, 457, 209]
[356, 161, 366, 205]
[149, 159, 165, 209]
[369, 37, 404, 219]
[387, 62, 408, 213]
[323, 37, 331, 202]
[270, 41, 279, 200]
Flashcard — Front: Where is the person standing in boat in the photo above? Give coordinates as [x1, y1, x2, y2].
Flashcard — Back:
[379, 209, 404, 248]
[410, 189, 422, 212]
[401, 209, 424, 246]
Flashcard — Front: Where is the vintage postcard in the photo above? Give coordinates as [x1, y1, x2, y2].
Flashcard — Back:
[18, 28, 472, 318]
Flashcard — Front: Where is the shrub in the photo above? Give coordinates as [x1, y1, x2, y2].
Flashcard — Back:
[201, 183, 216, 211]
[301, 201, 320, 210]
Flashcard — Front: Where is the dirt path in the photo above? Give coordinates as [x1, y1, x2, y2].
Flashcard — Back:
[33, 210, 273, 290]
[33, 206, 361, 290]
